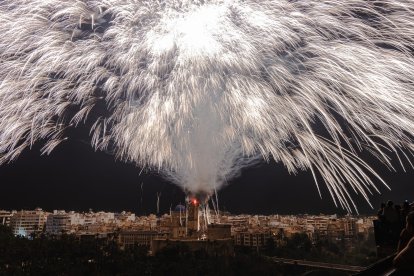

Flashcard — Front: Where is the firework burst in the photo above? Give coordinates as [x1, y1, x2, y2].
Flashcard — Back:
[1, 0, 414, 212]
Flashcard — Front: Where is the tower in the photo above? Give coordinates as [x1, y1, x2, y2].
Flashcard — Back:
[187, 197, 199, 236]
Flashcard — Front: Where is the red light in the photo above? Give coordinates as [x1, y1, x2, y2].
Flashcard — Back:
[192, 199, 197, 205]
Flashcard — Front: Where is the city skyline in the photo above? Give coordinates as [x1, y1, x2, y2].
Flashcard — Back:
[0, 205, 381, 273]
[0, 207, 376, 238]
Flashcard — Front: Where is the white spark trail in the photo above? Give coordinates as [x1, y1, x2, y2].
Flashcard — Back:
[1, 0, 414, 212]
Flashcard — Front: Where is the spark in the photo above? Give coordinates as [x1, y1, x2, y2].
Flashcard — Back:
[1, 0, 414, 212]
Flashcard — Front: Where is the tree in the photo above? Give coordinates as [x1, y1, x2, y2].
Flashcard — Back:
[265, 237, 276, 255]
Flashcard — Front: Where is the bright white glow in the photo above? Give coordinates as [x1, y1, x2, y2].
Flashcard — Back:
[17, 227, 27, 237]
[1, 0, 414, 212]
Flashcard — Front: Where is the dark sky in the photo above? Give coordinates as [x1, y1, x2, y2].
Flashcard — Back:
[1, 4, 413, 216]
[0, 125, 413, 215]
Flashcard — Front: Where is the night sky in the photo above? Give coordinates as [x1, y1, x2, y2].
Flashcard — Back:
[1, 2, 414, 217]
[1, 124, 413, 215]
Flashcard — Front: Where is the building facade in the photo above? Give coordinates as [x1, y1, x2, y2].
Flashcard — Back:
[118, 230, 169, 249]
[234, 230, 271, 248]
[0, 210, 14, 226]
[45, 210, 74, 235]
[9, 208, 47, 237]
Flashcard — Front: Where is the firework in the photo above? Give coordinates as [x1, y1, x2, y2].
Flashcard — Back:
[1, 0, 414, 212]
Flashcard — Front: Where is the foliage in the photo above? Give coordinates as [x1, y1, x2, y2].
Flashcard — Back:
[0, 226, 281, 276]
[266, 231, 379, 266]
[0, 224, 380, 274]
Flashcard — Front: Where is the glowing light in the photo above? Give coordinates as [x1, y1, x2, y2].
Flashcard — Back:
[1, 1, 414, 212]
[17, 227, 27, 237]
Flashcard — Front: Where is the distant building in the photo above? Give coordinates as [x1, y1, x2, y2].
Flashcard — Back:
[187, 198, 200, 236]
[167, 200, 202, 239]
[94, 211, 115, 224]
[343, 217, 357, 239]
[0, 210, 14, 226]
[115, 211, 136, 224]
[306, 216, 329, 238]
[45, 210, 77, 235]
[168, 204, 187, 238]
[10, 208, 48, 237]
[82, 213, 97, 226]
[149, 198, 234, 256]
[234, 230, 271, 249]
[207, 224, 231, 240]
[170, 204, 185, 226]
[327, 220, 344, 241]
[356, 217, 374, 237]
[118, 230, 169, 249]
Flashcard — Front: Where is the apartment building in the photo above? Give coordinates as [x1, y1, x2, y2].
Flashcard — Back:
[9, 208, 48, 237]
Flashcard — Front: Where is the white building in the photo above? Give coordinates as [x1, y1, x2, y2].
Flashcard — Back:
[95, 211, 115, 224]
[306, 216, 330, 238]
[343, 217, 357, 239]
[83, 213, 97, 225]
[45, 210, 77, 235]
[0, 210, 14, 226]
[68, 211, 85, 225]
[115, 211, 136, 223]
[10, 208, 48, 237]
[234, 230, 271, 248]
